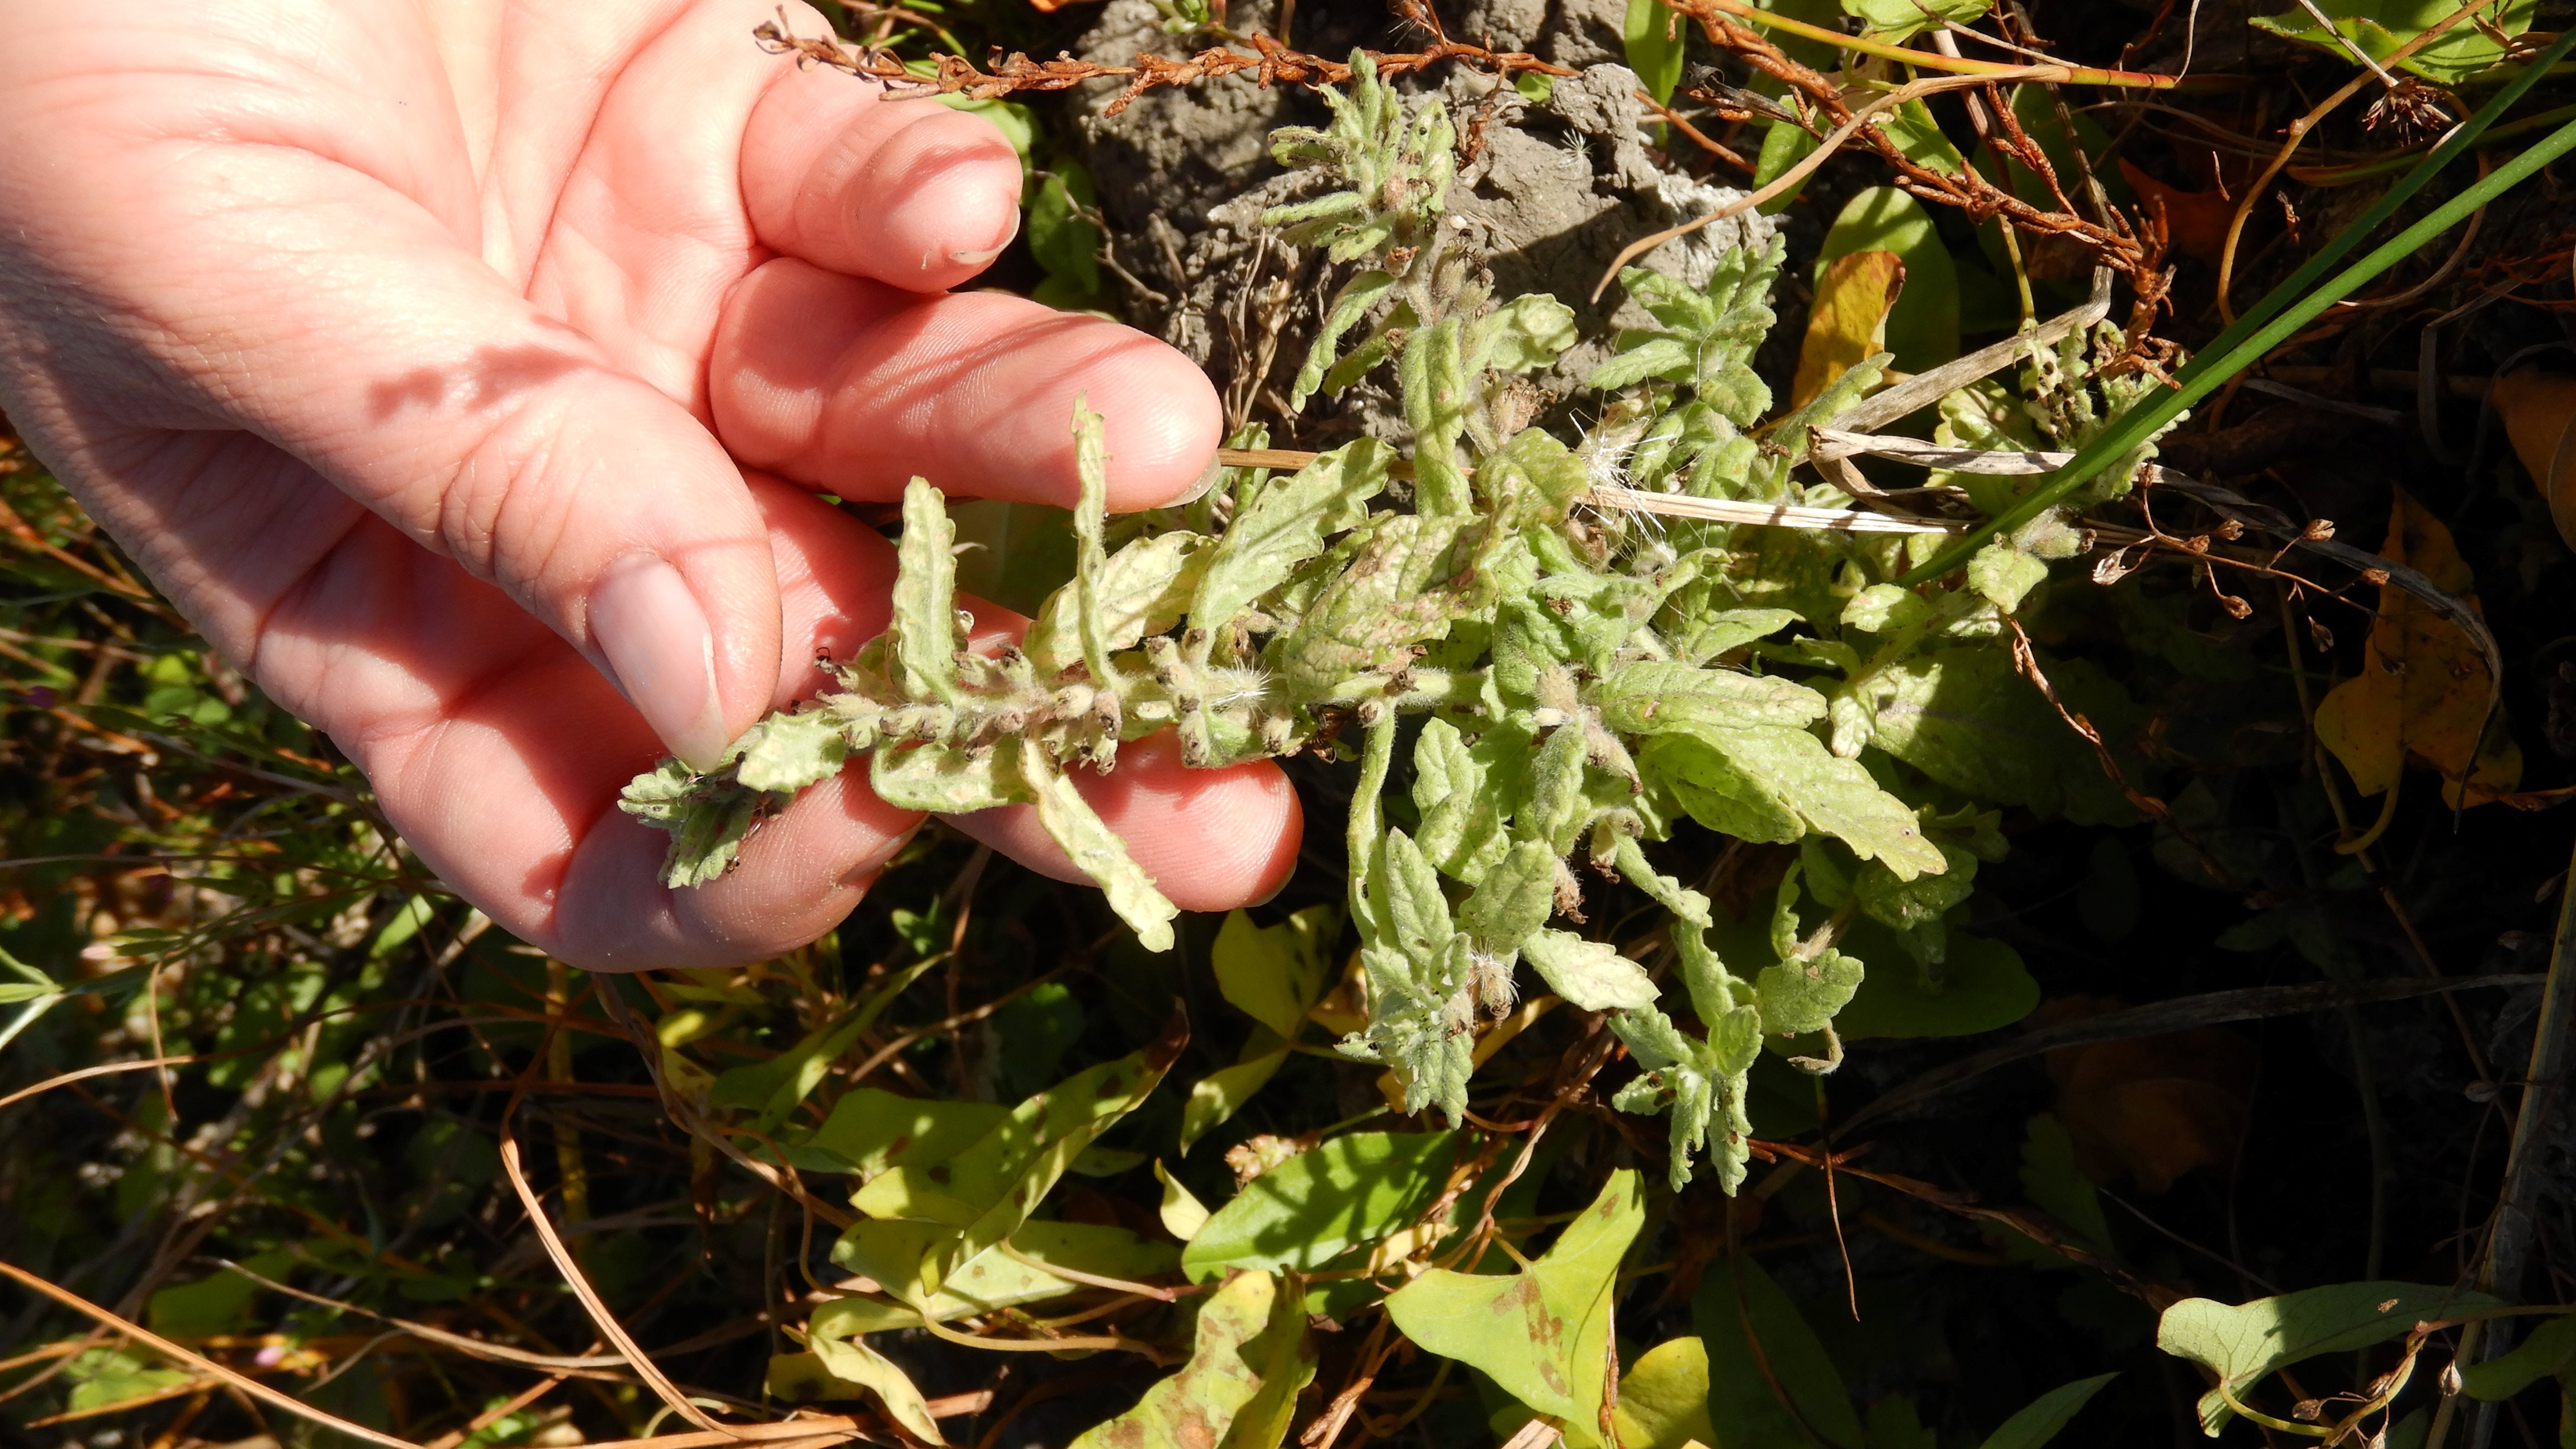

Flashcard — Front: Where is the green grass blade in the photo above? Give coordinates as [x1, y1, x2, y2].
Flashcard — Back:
[1901, 26, 2576, 586]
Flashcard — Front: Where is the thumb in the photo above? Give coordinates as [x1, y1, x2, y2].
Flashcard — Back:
[76, 144, 779, 766]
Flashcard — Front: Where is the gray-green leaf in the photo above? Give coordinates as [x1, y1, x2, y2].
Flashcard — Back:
[1020, 745, 1180, 953]
[1190, 440, 1390, 632]
[1456, 840, 1557, 955]
[1521, 930, 1658, 1011]
[893, 477, 962, 704]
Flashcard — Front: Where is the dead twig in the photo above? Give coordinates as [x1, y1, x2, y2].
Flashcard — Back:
[751, 8, 1570, 119]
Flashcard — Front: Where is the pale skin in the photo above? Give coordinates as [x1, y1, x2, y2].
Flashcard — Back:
[0, 1, 1304, 969]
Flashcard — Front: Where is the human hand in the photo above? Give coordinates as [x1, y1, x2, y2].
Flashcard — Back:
[0, 1, 1301, 968]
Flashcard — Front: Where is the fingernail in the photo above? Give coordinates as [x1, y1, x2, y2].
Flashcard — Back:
[591, 555, 730, 770]
[1173, 454, 1227, 505]
[950, 212, 1019, 267]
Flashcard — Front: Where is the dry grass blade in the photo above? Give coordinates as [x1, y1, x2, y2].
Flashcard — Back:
[496, 1133, 731, 1436]
[567, 1420, 866, 1449]
[0, 1055, 198, 1114]
[1212, 450, 1957, 532]
[212, 1258, 660, 1374]
[1825, 271, 2115, 434]
[0, 1257, 424, 1449]
[1580, 485, 1958, 533]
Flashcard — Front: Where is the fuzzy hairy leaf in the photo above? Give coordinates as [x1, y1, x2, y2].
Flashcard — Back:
[871, 741, 1024, 815]
[1412, 719, 1512, 881]
[1611, 1002, 1762, 1191]
[1587, 661, 1828, 735]
[1021, 745, 1180, 953]
[1520, 931, 1658, 1012]
[1278, 513, 1483, 698]
[1645, 726, 1946, 878]
[733, 708, 851, 795]
[1294, 269, 1398, 409]
[1456, 840, 1556, 955]
[1191, 440, 1390, 633]
[1026, 531, 1210, 678]
[1753, 949, 1864, 1036]
[623, 763, 760, 888]
[893, 477, 962, 704]
[1342, 940, 1476, 1119]
[1472, 293, 1580, 375]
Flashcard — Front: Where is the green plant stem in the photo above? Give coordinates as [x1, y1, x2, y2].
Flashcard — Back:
[1900, 24, 2576, 586]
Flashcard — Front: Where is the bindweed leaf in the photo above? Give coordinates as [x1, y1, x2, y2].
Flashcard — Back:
[2458, 1311, 2576, 1401]
[802, 1087, 1008, 1181]
[1182, 1131, 1458, 1280]
[1385, 1169, 1643, 1447]
[1181, 1038, 1289, 1157]
[1071, 1271, 1306, 1449]
[772, 1337, 948, 1443]
[1974, 1375, 2117, 1449]
[1213, 906, 1338, 1039]
[1693, 1257, 1863, 1447]
[822, 1220, 1178, 1333]
[2158, 1282, 2503, 1435]
[1612, 1337, 1717, 1449]
[853, 1012, 1186, 1289]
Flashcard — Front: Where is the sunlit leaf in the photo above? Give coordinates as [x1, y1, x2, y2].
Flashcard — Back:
[1182, 1131, 1458, 1281]
[1386, 1170, 1644, 1447]
[2157, 1282, 2503, 1435]
[854, 1012, 1187, 1289]
[1612, 1337, 1716, 1449]
[773, 1335, 948, 1443]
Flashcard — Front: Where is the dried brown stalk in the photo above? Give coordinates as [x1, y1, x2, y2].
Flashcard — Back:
[752, 4, 1571, 119]
[1649, 0, 2164, 298]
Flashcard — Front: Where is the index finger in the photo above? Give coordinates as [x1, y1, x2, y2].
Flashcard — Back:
[711, 257, 1221, 509]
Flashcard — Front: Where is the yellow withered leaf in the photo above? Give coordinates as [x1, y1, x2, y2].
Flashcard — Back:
[2313, 490, 2519, 811]
[2494, 367, 2576, 547]
[1789, 249, 1904, 410]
